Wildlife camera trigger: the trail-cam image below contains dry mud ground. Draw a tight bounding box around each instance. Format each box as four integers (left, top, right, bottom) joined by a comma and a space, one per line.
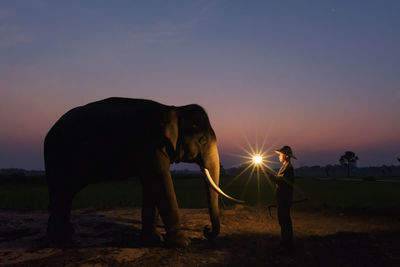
1, 206, 399, 266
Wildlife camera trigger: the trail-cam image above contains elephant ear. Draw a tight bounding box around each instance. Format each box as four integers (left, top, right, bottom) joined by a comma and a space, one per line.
162, 108, 179, 152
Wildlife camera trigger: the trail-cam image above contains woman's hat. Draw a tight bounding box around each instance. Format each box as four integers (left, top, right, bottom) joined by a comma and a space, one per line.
274, 145, 297, 159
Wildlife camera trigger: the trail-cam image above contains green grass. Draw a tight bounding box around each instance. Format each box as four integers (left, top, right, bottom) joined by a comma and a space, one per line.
1, 175, 400, 211
73, 180, 142, 209
222, 176, 400, 210
0, 184, 49, 210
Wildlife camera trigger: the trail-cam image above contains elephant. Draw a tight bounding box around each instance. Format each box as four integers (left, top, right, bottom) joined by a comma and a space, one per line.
44, 97, 243, 247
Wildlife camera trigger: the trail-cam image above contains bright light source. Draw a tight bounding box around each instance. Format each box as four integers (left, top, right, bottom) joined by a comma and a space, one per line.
252, 155, 263, 164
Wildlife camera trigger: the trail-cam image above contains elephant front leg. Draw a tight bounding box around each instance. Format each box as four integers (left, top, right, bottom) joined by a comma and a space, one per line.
148, 152, 191, 247
140, 180, 163, 246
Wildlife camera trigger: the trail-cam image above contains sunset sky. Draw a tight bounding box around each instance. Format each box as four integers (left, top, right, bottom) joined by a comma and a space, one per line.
1, 0, 399, 170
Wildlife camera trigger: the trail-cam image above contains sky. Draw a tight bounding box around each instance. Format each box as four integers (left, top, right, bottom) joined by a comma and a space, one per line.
0, 0, 399, 170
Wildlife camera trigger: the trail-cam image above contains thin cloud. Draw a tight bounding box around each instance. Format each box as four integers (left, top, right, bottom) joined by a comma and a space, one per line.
131, 19, 193, 44
131, 1, 220, 44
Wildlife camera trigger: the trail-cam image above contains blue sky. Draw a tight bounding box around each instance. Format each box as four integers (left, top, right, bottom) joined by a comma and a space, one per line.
0, 0, 399, 169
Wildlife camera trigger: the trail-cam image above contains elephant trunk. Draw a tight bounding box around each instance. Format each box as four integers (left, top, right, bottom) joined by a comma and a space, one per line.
201, 142, 220, 239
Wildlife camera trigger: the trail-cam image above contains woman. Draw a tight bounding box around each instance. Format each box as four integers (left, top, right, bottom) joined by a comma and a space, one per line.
271, 146, 296, 252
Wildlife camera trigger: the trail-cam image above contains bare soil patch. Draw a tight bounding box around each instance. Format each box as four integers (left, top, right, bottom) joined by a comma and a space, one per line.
0, 206, 399, 266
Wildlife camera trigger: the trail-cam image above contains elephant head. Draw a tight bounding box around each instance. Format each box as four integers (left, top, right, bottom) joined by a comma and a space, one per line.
163, 104, 243, 239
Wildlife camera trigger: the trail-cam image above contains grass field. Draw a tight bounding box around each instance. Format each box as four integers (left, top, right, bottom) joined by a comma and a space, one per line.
1, 174, 400, 266
1, 175, 400, 212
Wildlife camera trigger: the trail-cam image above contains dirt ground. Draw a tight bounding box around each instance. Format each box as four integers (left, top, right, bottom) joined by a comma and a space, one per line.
0, 206, 399, 266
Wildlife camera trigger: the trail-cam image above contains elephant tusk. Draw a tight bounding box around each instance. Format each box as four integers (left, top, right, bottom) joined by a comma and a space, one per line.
202, 168, 245, 204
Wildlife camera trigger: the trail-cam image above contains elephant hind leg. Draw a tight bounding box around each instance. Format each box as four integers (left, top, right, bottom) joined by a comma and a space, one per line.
140, 180, 164, 246
47, 181, 75, 245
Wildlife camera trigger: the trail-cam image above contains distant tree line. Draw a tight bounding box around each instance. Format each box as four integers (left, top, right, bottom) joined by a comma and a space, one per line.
225, 151, 400, 179
1, 152, 399, 180
295, 165, 400, 178
0, 168, 45, 177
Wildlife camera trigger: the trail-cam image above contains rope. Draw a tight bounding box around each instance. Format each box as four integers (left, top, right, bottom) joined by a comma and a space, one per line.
267, 198, 308, 218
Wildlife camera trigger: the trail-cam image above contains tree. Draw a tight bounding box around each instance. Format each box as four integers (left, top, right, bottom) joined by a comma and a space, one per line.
339, 151, 359, 177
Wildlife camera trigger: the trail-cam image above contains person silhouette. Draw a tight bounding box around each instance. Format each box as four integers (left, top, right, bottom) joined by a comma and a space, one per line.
270, 146, 296, 252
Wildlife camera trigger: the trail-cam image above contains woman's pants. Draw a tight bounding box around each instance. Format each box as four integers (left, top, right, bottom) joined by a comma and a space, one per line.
277, 202, 293, 248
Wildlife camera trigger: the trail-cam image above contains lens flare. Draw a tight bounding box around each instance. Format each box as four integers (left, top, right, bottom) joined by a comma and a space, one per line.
223, 133, 280, 204
252, 155, 263, 164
